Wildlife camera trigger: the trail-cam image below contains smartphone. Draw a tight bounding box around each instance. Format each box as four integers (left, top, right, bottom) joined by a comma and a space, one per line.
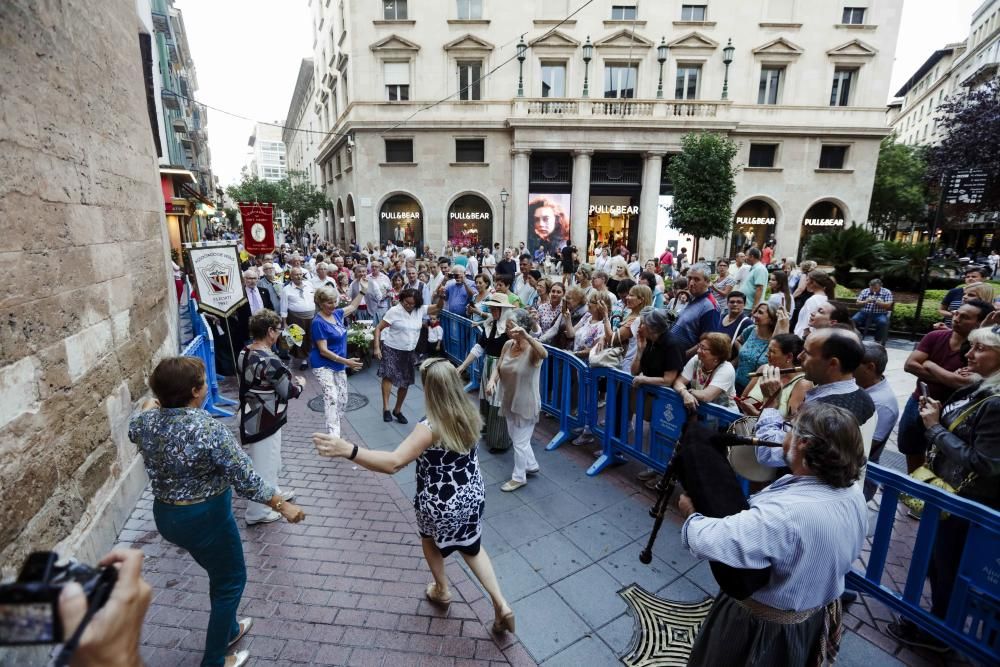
919, 381, 929, 401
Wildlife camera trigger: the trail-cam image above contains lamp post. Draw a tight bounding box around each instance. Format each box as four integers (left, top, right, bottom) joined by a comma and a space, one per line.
582, 36, 593, 98
721, 38, 734, 100
500, 188, 509, 248
656, 37, 668, 99
516, 35, 527, 97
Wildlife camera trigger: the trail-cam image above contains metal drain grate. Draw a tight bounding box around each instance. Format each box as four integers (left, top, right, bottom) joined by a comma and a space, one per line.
308, 393, 369, 413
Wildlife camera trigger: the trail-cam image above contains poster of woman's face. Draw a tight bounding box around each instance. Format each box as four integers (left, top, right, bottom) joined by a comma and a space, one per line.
528, 194, 570, 255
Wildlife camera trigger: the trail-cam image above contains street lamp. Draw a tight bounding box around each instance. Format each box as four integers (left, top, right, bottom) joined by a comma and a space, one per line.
500, 188, 509, 248
582, 36, 593, 98
656, 37, 668, 99
721, 38, 735, 100
516, 35, 527, 97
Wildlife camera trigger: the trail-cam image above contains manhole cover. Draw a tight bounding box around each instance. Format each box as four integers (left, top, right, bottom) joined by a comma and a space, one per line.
308, 393, 368, 413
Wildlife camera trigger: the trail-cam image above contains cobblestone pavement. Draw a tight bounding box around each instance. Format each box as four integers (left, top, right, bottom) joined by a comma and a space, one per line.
116, 345, 967, 666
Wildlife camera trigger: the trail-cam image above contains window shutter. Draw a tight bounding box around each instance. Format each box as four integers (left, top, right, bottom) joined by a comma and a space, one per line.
384, 62, 410, 86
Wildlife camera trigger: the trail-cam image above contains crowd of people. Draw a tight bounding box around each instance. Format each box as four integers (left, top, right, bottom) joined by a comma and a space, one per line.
52, 233, 998, 667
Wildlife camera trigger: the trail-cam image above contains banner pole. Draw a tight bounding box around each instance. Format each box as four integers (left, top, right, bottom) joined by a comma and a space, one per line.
223, 317, 239, 378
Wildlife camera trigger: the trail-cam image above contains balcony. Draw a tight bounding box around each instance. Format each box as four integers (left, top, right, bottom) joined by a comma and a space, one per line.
513, 97, 726, 121
161, 88, 180, 110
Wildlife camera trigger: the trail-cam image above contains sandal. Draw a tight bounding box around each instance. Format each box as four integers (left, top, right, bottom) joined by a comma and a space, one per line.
492, 609, 516, 634
425, 582, 452, 605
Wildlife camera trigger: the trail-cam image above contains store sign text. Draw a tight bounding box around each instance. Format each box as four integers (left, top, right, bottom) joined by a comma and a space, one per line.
449, 212, 491, 220
803, 218, 845, 227
589, 205, 639, 215
735, 217, 775, 226
381, 211, 421, 220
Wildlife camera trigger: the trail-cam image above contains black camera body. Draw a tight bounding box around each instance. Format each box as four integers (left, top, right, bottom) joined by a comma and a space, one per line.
0, 551, 117, 645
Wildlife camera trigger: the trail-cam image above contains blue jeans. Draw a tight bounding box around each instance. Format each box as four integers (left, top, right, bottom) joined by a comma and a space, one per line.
154, 489, 245, 667
852, 310, 888, 341
896, 395, 926, 457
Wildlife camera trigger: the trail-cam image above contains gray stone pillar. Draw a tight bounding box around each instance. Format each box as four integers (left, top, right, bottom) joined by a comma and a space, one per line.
639, 152, 664, 261
570, 150, 593, 254
511, 149, 531, 250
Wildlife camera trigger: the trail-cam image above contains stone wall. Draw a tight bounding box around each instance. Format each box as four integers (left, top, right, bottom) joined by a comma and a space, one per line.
0, 0, 177, 564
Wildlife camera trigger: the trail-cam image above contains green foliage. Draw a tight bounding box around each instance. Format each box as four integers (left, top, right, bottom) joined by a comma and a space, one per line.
668, 133, 739, 256
225, 171, 330, 234
834, 284, 856, 299
803, 224, 883, 286
868, 137, 929, 235
893, 301, 940, 332
223, 207, 239, 225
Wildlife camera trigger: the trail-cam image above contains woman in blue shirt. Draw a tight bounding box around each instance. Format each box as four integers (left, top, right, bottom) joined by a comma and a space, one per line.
311, 283, 367, 437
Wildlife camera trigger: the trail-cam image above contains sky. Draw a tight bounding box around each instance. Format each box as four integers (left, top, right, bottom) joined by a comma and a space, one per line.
177, 0, 983, 189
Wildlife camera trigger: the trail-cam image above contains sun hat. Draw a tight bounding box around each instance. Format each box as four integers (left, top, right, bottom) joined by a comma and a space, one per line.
483, 293, 516, 308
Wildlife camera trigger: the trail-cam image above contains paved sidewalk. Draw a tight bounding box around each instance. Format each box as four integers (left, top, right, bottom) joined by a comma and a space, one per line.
118, 357, 963, 666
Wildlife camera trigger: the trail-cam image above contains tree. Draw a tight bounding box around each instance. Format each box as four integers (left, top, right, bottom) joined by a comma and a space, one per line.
868, 137, 929, 238
667, 132, 739, 259
803, 224, 883, 286
225, 173, 282, 206
278, 172, 330, 233
927, 79, 1000, 209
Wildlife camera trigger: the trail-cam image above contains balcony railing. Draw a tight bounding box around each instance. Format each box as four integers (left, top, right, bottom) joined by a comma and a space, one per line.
515, 97, 725, 119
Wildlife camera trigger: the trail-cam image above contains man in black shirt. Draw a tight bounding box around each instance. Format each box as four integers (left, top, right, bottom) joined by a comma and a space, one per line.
561, 244, 578, 285
496, 248, 517, 277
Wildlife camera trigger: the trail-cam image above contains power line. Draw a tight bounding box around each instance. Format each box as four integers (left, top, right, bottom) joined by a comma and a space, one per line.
161, 88, 349, 137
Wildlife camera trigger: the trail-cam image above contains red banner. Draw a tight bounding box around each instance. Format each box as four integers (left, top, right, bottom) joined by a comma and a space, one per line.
239, 202, 276, 255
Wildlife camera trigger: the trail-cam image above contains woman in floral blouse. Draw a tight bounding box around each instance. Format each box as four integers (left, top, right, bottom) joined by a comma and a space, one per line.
129, 357, 305, 667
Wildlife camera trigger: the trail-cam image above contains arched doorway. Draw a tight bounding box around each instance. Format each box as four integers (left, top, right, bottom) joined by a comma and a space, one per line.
346, 195, 357, 246
799, 200, 847, 259
336, 199, 345, 246
730, 199, 778, 256
447, 194, 493, 248
378, 193, 422, 248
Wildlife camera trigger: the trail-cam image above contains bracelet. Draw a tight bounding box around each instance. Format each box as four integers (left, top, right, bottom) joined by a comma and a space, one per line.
348, 444, 359, 460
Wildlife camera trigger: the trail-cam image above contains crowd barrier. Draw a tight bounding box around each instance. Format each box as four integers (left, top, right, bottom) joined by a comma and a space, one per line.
436, 314, 998, 662
181, 278, 236, 417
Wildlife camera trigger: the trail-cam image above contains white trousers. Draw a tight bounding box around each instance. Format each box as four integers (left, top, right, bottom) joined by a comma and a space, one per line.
313, 366, 348, 436
506, 414, 539, 483
245, 430, 283, 520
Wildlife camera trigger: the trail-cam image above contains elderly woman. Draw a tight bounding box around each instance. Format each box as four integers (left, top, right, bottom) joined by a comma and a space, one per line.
313, 360, 515, 634
606, 256, 631, 294
608, 284, 652, 373
238, 310, 305, 526
564, 292, 613, 359
734, 302, 778, 395
487, 310, 549, 492
457, 294, 517, 451
311, 285, 367, 437
374, 287, 445, 423
129, 357, 305, 667
887, 324, 1000, 652
711, 259, 737, 307
674, 332, 739, 413
575, 264, 594, 298
334, 271, 352, 308
738, 333, 809, 417
466, 272, 494, 322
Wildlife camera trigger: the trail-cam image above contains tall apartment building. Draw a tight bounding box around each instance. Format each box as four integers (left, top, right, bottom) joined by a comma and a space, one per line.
300, 0, 903, 260
887, 0, 999, 250
284, 59, 325, 206
248, 122, 289, 182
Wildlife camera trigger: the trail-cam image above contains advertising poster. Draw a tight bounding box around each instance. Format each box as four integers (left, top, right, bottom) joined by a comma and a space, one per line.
187, 244, 247, 317
527, 193, 571, 257
238, 202, 276, 255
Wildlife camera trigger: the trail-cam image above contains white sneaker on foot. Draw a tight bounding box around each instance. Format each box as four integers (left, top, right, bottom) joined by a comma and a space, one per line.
246, 511, 281, 526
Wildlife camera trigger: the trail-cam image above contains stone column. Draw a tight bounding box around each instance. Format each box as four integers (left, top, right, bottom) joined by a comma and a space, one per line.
570, 150, 593, 253
638, 152, 664, 261
510, 149, 531, 250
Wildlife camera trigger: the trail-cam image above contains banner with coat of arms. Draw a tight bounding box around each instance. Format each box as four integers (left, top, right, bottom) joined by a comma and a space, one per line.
239, 202, 276, 255
186, 243, 247, 317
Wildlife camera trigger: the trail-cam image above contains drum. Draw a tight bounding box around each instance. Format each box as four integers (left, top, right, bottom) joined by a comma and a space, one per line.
726, 416, 778, 483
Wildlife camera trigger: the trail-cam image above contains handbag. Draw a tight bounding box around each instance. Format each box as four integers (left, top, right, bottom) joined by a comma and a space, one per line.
899, 396, 992, 518
588, 329, 625, 369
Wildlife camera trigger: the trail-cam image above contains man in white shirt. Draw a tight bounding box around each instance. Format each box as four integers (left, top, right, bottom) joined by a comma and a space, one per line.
365, 259, 392, 322
732, 252, 749, 286
287, 254, 312, 281
464, 248, 479, 278
309, 263, 336, 290
279, 267, 316, 369
424, 260, 447, 304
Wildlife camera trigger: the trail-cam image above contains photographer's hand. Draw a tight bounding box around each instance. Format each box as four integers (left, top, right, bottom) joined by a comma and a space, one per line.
59, 549, 151, 667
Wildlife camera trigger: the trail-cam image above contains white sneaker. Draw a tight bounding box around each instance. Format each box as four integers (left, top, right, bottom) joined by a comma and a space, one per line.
246, 511, 281, 526
279, 489, 296, 502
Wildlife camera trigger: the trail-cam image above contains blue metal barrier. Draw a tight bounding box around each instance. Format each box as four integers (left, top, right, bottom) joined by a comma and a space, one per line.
538, 347, 589, 450
180, 278, 235, 417
439, 310, 481, 390
847, 464, 999, 665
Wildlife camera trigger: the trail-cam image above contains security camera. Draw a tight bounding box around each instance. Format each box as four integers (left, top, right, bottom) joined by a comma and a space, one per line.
346, 135, 355, 151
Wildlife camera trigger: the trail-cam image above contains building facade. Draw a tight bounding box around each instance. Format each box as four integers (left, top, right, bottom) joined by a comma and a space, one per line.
887, 0, 999, 251
248, 122, 289, 182
283, 58, 330, 237
301, 0, 903, 261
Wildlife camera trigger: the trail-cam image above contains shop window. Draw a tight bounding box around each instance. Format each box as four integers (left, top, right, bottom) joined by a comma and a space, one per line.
758, 67, 783, 105
819, 145, 848, 169
675, 65, 701, 100
385, 139, 413, 163
455, 138, 485, 163
448, 194, 493, 247
611, 4, 637, 20
379, 194, 422, 248
604, 64, 638, 99
830, 68, 856, 106
842, 7, 865, 24
681, 4, 707, 21
458, 61, 482, 100
456, 0, 482, 19
748, 144, 777, 168
541, 62, 567, 98
383, 0, 407, 20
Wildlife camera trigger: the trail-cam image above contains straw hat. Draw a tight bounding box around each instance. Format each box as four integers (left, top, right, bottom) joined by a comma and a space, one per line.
482, 293, 516, 308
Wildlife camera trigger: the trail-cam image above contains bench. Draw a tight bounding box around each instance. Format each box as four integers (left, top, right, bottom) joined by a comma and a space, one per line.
831, 298, 897, 344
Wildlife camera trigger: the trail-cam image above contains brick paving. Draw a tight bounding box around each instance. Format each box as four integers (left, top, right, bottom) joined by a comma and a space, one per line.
116, 347, 971, 666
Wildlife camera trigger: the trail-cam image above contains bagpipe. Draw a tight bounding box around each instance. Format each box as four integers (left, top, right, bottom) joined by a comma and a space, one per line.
640, 419, 781, 601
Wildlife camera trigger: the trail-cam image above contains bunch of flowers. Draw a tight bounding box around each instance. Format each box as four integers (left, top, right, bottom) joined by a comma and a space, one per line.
347, 321, 375, 351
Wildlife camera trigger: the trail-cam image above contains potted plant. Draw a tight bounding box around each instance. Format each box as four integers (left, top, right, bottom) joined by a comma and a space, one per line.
346, 321, 375, 372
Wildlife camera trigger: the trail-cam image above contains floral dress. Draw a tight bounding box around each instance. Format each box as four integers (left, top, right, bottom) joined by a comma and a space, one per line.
414, 420, 486, 556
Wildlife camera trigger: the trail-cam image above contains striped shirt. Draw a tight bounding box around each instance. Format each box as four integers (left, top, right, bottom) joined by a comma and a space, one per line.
682, 475, 867, 611
855, 287, 893, 314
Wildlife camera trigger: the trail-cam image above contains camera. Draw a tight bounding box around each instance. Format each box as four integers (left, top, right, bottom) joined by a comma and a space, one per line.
0, 551, 117, 645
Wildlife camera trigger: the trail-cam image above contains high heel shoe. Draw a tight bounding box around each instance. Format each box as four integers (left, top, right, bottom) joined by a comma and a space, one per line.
492, 609, 515, 634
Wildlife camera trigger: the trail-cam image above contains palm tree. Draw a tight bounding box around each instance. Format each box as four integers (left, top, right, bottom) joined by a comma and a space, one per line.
803, 224, 883, 286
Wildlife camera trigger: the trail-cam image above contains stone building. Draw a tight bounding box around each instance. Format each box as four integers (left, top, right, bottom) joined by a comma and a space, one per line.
284, 58, 326, 203
0, 0, 177, 568
297, 0, 903, 261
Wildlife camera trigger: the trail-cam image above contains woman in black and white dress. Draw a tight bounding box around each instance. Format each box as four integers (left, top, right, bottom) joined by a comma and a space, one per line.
313, 359, 515, 634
